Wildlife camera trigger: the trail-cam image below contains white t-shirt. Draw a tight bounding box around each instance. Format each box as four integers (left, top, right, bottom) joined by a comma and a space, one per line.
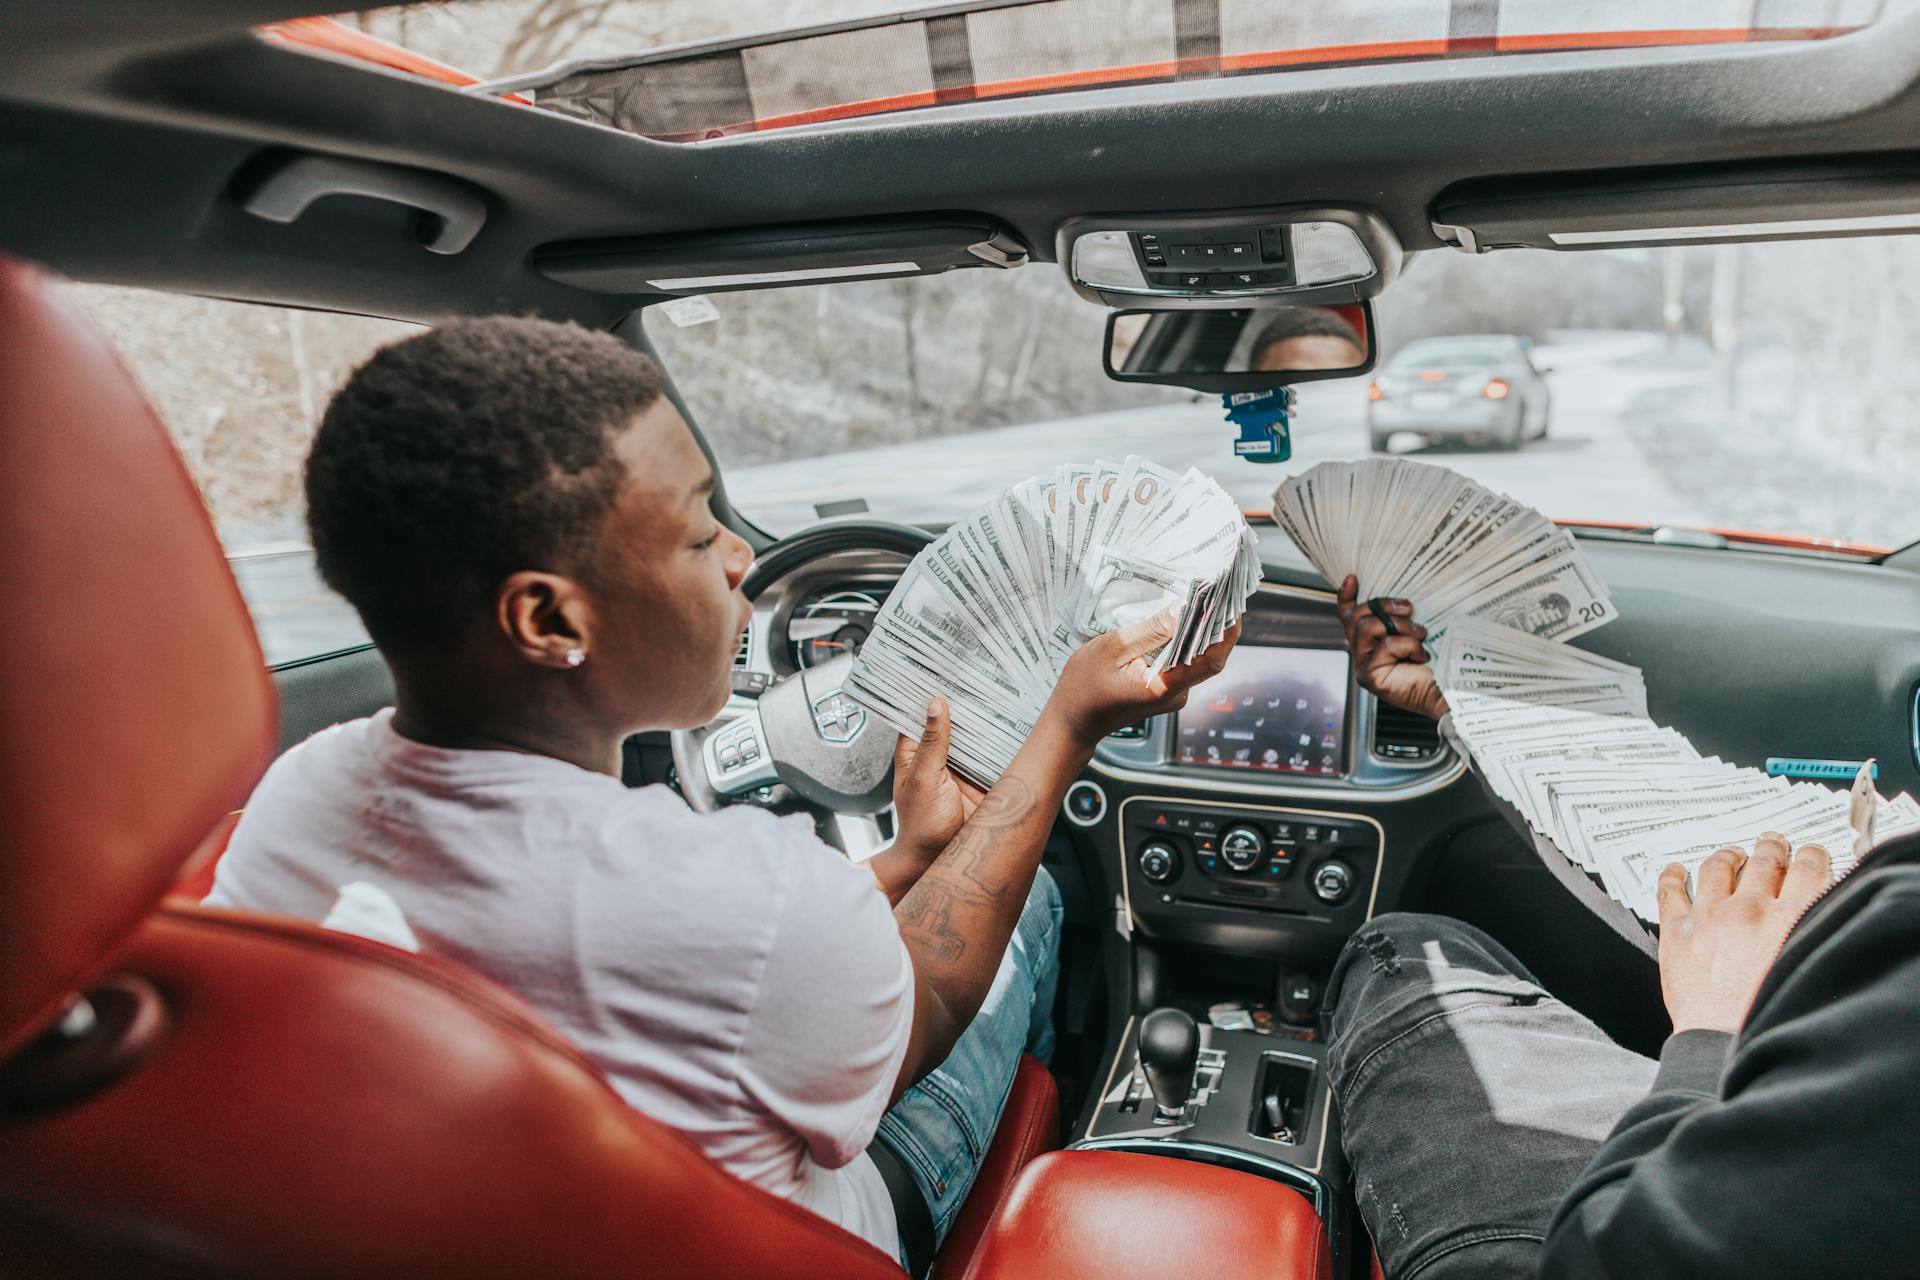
206, 710, 913, 1258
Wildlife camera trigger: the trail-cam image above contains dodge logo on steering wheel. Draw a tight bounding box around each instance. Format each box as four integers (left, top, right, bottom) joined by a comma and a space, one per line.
811, 690, 866, 744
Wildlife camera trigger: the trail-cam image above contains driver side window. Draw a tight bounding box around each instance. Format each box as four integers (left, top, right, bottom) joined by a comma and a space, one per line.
65, 283, 424, 665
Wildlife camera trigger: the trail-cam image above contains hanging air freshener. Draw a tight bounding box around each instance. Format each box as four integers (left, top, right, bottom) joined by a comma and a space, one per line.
1223, 387, 1293, 463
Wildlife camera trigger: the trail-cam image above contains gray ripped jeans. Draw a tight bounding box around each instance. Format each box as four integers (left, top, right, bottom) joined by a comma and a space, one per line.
1324, 913, 1656, 1280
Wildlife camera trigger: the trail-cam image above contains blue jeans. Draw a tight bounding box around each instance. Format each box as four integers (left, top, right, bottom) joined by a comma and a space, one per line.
875, 866, 1061, 1261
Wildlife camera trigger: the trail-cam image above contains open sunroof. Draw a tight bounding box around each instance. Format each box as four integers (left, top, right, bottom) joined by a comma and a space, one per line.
276, 1, 1887, 143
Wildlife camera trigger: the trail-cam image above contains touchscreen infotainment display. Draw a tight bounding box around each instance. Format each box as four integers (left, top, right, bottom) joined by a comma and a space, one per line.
1174, 645, 1350, 776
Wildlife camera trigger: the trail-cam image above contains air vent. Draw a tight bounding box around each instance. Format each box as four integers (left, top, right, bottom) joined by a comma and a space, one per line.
734, 622, 753, 668
1373, 702, 1440, 762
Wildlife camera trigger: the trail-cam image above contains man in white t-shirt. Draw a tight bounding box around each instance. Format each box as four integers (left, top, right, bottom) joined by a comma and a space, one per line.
208, 317, 1237, 1271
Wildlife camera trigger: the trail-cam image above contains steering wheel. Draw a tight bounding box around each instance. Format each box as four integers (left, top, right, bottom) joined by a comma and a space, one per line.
670, 520, 935, 818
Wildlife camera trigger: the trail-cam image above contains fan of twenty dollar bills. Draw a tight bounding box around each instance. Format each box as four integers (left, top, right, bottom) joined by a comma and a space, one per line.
1273, 457, 1920, 924
847, 457, 1261, 786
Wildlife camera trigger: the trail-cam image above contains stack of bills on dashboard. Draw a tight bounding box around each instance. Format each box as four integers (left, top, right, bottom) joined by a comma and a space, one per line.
1270, 458, 1614, 642
847, 456, 1261, 785
1435, 617, 1920, 922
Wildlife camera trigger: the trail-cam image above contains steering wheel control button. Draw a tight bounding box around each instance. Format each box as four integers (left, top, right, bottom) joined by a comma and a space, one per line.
1064, 781, 1108, 827
1220, 824, 1266, 872
1311, 860, 1355, 905
1137, 841, 1179, 884
702, 710, 780, 796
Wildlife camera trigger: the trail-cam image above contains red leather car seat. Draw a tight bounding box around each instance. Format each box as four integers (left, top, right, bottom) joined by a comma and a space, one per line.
0, 258, 1057, 1277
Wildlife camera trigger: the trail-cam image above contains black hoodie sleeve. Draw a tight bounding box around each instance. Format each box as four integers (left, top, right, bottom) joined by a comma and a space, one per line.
1540, 883, 1920, 1279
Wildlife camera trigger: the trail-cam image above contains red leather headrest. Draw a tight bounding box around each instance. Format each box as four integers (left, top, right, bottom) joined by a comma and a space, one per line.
0, 258, 275, 1056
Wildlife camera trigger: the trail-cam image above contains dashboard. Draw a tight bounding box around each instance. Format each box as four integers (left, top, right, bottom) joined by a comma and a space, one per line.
747, 551, 1464, 803
741, 549, 1466, 962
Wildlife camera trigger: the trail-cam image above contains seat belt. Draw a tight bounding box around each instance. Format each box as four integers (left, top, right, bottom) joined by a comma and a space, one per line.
867, 1133, 935, 1278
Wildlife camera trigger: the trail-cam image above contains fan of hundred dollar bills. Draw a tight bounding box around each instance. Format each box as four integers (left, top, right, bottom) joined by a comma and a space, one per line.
1270, 458, 1616, 642
847, 456, 1261, 785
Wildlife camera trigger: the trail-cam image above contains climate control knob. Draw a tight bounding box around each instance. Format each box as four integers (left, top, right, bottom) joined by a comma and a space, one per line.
1311, 860, 1355, 905
1137, 841, 1179, 883
1220, 824, 1266, 872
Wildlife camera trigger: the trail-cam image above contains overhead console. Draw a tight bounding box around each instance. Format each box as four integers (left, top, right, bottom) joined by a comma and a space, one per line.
1059, 204, 1401, 307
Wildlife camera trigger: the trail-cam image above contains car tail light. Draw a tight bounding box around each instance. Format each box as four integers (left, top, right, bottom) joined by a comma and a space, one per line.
1367, 382, 1384, 401
1483, 378, 1510, 400
1418, 369, 1445, 382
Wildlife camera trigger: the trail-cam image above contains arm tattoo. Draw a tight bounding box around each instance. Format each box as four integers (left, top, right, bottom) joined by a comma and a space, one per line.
896, 880, 967, 963
896, 776, 1039, 960
943, 777, 1034, 901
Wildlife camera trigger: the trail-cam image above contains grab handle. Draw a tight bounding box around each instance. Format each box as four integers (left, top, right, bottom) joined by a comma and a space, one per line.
238, 154, 486, 255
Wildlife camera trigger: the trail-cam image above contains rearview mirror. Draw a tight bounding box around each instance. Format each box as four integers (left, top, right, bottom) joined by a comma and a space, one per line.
1103, 303, 1376, 392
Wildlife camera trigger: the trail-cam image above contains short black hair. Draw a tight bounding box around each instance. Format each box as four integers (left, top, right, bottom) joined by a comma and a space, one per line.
1251, 307, 1362, 357
305, 316, 666, 653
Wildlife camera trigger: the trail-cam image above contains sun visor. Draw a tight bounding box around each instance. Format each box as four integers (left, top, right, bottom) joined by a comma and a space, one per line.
535, 214, 1027, 297
1431, 156, 1920, 253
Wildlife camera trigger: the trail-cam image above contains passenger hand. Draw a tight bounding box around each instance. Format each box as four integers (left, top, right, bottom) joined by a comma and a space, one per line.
1048, 610, 1241, 747
1336, 575, 1448, 721
1657, 832, 1829, 1034
892, 698, 987, 860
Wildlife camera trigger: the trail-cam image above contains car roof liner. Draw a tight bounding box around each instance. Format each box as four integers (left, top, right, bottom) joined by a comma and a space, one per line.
6, 2, 1920, 324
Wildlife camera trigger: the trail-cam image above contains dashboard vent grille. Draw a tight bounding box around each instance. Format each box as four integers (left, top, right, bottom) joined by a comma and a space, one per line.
734, 622, 753, 668
1373, 702, 1440, 762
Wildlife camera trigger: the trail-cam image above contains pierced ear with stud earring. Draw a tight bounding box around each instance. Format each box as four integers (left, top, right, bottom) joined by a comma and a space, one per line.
565, 648, 586, 668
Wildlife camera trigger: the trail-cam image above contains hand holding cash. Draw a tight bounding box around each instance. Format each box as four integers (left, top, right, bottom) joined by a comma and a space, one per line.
848, 456, 1258, 785
1270, 457, 1920, 927
1334, 575, 1447, 722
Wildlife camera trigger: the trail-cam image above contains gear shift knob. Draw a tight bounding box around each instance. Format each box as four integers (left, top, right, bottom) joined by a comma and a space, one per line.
1138, 1007, 1200, 1118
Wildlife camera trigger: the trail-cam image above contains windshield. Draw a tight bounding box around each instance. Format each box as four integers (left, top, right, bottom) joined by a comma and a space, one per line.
649, 237, 1920, 553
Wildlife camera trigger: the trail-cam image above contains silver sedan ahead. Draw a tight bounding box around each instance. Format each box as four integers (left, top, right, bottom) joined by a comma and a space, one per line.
1368, 335, 1551, 452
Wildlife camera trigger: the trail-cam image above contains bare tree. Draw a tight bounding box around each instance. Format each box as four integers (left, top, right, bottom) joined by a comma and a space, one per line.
494, 0, 619, 76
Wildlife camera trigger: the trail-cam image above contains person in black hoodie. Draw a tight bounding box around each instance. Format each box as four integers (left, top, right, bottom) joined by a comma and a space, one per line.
1327, 576, 1917, 1279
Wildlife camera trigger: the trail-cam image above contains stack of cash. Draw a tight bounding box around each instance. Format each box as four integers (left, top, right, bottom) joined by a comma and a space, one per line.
1271, 459, 1614, 642
1266, 457, 1920, 922
1434, 618, 1920, 921
848, 456, 1261, 785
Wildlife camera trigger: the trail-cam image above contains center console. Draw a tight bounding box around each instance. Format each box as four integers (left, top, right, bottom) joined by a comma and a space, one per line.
1077, 1006, 1343, 1188
1121, 796, 1383, 957
969, 1003, 1344, 1279
1017, 585, 1471, 1277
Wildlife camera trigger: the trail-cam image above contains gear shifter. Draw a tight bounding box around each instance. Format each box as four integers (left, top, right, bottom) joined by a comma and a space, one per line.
1137, 1007, 1200, 1119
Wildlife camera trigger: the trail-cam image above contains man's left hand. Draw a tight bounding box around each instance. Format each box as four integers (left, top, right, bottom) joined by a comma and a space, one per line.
1657, 832, 1829, 1033
892, 697, 987, 862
